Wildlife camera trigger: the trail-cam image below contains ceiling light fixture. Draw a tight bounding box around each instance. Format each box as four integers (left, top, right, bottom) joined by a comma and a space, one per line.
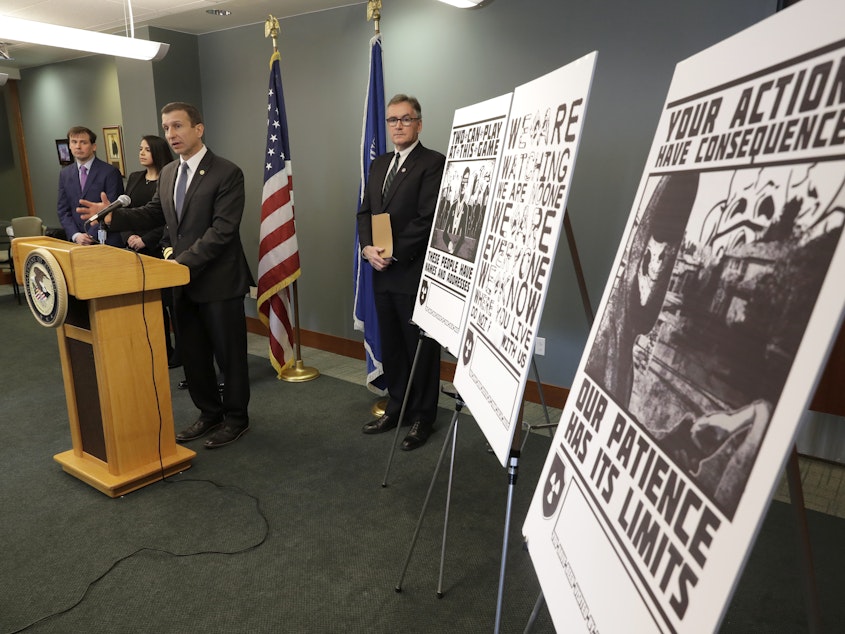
0, 42, 13, 61
0, 16, 169, 61
206, 9, 232, 16
435, 0, 492, 8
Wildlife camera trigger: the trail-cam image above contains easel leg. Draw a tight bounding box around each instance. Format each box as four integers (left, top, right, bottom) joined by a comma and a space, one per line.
523, 591, 545, 634
494, 449, 520, 634
521, 355, 556, 452
436, 418, 460, 598
395, 410, 460, 592
563, 209, 595, 327
785, 445, 823, 633
382, 332, 424, 487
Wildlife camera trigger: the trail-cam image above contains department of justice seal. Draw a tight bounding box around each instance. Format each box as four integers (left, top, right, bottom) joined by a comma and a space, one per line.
24, 248, 68, 328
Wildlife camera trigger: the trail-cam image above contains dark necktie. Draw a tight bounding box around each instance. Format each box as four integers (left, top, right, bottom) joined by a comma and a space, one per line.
79, 165, 88, 191
175, 162, 189, 220
383, 152, 400, 194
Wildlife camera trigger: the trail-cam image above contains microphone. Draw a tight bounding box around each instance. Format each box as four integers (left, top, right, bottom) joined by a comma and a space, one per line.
84, 194, 131, 229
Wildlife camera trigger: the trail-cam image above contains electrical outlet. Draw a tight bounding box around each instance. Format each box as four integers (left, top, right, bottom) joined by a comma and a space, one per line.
535, 337, 545, 356
249, 286, 258, 299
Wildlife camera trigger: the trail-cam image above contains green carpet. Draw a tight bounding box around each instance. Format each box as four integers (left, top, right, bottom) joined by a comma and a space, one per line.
0, 294, 843, 633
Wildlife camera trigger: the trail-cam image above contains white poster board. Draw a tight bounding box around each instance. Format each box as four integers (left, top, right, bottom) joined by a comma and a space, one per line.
523, 1, 845, 632
453, 52, 598, 466
413, 94, 512, 356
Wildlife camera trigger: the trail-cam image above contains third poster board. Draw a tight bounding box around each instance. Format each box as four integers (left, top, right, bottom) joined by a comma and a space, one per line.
523, 1, 845, 631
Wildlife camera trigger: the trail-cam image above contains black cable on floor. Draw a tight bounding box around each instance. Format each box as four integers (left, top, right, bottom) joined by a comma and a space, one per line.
6, 251, 270, 634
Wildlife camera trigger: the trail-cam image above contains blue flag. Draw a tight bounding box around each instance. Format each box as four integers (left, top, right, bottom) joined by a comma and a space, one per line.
353, 34, 387, 393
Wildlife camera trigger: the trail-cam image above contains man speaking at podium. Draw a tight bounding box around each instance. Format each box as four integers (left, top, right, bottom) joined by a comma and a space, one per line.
77, 102, 254, 450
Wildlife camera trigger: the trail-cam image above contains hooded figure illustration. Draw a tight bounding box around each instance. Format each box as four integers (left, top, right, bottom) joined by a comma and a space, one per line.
585, 172, 699, 407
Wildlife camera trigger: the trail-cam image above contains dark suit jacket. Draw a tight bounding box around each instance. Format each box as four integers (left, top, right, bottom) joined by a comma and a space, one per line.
443, 198, 469, 255
121, 170, 166, 256
57, 157, 124, 246
357, 143, 446, 293
108, 149, 254, 303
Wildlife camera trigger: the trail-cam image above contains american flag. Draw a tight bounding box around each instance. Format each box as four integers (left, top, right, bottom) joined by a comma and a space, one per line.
258, 51, 300, 377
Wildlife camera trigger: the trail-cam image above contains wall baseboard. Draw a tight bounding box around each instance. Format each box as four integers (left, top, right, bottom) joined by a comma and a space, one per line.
246, 316, 571, 411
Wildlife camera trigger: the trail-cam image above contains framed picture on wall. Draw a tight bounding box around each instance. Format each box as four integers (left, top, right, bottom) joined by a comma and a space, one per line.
102, 125, 125, 176
55, 139, 72, 166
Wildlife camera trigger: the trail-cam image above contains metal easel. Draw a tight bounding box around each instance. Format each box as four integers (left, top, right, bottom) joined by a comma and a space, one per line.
391, 386, 529, 634
394, 386, 466, 597
381, 328, 438, 487
393, 207, 596, 632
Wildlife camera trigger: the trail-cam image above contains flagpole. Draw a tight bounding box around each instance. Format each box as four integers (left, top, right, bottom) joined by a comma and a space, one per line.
365, 0, 387, 415
263, 14, 319, 384
281, 281, 320, 382
368, 0, 382, 33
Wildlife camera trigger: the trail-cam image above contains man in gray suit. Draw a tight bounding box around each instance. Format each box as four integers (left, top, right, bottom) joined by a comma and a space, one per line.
78, 102, 254, 449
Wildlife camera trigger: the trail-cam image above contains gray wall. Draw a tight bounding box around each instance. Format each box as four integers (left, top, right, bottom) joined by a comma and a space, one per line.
17, 55, 123, 217
117, 27, 203, 186
10, 0, 777, 389
147, 26, 203, 117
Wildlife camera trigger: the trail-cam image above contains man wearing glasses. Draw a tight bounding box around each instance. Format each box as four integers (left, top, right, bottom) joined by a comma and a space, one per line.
357, 94, 446, 451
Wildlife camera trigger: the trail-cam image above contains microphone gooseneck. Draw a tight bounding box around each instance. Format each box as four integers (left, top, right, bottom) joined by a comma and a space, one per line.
84, 194, 132, 230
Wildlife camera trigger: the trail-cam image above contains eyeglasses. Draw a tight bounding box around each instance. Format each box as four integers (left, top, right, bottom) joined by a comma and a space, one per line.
386, 116, 421, 127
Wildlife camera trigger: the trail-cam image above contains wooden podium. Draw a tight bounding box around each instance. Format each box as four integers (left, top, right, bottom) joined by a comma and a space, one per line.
12, 236, 196, 497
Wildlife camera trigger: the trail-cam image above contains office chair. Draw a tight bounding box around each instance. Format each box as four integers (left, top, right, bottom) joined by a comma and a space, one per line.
0, 224, 16, 303
6, 216, 45, 304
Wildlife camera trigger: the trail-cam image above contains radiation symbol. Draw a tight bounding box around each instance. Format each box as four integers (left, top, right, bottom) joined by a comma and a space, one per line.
542, 453, 566, 518
462, 329, 475, 365
546, 473, 561, 505
419, 279, 429, 305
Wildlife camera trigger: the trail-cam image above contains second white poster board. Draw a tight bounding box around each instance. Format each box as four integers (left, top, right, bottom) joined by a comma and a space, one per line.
453, 52, 598, 466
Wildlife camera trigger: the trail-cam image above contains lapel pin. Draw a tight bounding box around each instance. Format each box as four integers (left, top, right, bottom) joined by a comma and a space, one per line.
199, 170, 206, 176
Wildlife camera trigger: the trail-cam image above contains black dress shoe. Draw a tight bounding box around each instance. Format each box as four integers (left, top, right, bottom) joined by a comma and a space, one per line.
362, 414, 397, 435
177, 379, 188, 390
401, 421, 432, 451
168, 359, 182, 369
204, 423, 249, 449
176, 419, 222, 443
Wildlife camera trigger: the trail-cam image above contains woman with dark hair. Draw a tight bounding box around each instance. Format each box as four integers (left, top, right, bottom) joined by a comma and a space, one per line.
123, 135, 173, 225
122, 135, 181, 367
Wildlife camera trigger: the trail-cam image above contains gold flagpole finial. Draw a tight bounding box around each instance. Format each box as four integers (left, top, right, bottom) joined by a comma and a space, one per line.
367, 0, 382, 34
265, 15, 280, 51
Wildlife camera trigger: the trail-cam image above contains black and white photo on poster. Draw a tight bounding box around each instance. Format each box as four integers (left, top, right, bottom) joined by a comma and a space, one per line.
431, 160, 495, 261
414, 95, 512, 356
453, 53, 598, 466
524, 2, 845, 631
586, 162, 845, 519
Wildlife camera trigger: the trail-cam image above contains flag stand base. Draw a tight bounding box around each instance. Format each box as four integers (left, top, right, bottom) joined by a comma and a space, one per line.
371, 398, 387, 417
281, 360, 320, 383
